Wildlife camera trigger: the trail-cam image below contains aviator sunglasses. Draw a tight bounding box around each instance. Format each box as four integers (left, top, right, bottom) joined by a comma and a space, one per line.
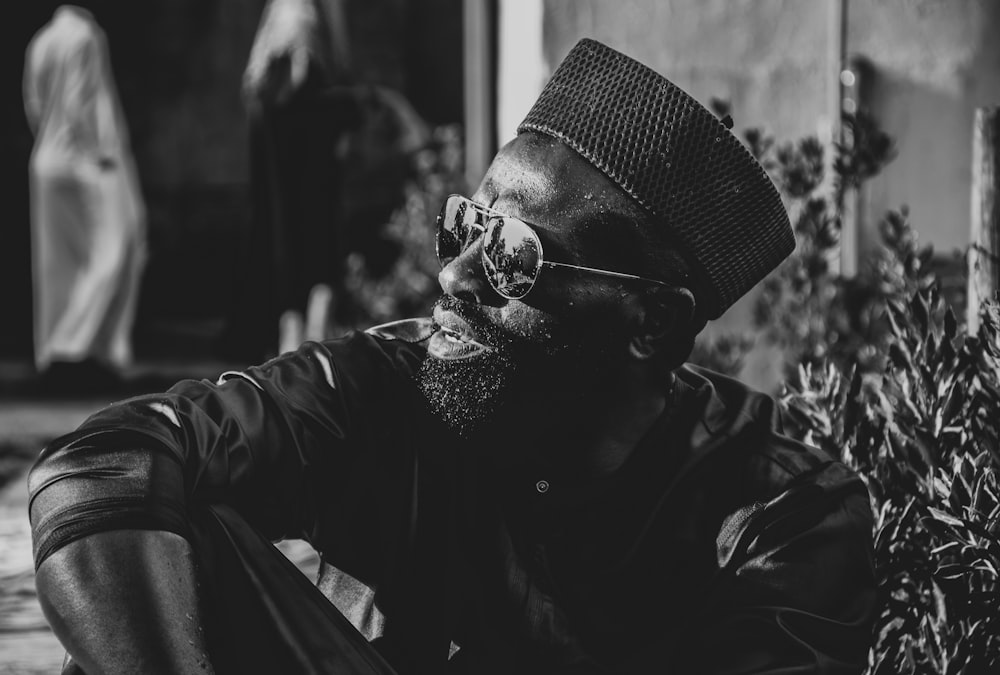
435, 194, 679, 300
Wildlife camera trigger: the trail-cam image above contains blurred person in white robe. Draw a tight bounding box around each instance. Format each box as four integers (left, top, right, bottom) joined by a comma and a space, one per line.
23, 5, 146, 388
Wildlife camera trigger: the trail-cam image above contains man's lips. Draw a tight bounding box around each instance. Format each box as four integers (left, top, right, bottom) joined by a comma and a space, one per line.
428, 308, 492, 360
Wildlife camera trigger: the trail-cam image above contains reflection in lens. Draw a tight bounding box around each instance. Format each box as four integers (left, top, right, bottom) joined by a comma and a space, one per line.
439, 196, 488, 264
436, 197, 464, 263
483, 218, 540, 299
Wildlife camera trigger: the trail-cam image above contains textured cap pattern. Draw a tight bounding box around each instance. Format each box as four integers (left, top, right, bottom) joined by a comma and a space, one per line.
518, 38, 794, 318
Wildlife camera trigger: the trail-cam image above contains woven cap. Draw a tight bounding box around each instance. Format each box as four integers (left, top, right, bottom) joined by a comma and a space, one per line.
518, 39, 794, 319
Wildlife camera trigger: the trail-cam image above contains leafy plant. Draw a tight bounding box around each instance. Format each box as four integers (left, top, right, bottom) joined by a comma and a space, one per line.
751, 109, 906, 377
782, 290, 1000, 674
705, 99, 1000, 672
688, 333, 755, 376
335, 123, 465, 331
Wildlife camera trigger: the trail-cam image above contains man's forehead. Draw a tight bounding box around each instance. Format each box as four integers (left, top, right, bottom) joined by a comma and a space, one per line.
480, 143, 556, 205
478, 133, 635, 227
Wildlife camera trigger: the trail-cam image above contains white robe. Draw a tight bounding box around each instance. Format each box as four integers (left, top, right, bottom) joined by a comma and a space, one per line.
23, 6, 146, 371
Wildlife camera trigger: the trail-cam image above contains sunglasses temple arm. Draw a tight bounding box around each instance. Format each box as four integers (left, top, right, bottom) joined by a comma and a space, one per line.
541, 261, 671, 287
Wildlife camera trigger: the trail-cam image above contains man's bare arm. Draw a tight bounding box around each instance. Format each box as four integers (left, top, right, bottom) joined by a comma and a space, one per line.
36, 530, 214, 675
28, 336, 412, 670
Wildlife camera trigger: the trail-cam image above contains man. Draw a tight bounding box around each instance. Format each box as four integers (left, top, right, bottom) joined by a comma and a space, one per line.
29, 39, 875, 674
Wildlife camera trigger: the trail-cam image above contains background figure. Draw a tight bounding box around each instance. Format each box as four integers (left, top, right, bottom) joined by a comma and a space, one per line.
230, 0, 429, 362
231, 0, 359, 361
23, 5, 147, 388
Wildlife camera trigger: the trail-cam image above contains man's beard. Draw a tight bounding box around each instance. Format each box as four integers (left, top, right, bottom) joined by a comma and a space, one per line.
417, 344, 515, 439
416, 295, 624, 440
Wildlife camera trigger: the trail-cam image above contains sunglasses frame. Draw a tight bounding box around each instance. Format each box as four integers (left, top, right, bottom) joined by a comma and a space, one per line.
436, 194, 681, 300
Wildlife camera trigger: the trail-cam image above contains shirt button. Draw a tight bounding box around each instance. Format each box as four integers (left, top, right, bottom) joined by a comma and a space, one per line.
535, 480, 550, 494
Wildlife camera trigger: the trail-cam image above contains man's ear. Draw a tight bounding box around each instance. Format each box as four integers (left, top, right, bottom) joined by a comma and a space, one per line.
628, 286, 696, 360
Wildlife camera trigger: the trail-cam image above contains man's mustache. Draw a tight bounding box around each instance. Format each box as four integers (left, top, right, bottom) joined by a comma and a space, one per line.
433, 294, 515, 349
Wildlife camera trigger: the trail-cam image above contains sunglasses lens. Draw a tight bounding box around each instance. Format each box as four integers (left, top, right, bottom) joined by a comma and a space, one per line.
482, 217, 542, 300
436, 196, 476, 265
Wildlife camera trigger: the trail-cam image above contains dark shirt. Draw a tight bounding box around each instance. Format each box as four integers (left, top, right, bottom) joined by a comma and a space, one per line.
28, 318, 876, 674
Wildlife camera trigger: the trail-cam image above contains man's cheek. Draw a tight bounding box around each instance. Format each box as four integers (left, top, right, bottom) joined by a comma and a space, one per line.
496, 304, 563, 344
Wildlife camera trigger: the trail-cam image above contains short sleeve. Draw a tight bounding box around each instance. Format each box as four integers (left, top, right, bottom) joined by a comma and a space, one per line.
28, 329, 427, 569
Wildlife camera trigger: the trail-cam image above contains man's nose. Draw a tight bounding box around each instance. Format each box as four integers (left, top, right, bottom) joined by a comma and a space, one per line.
437, 238, 504, 306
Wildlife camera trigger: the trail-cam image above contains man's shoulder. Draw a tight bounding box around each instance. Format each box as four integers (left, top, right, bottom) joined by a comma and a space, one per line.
671, 364, 872, 577
673, 364, 856, 501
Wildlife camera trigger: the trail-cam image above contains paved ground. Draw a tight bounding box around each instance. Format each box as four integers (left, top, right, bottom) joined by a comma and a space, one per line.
0, 458, 65, 674
0, 399, 95, 674
0, 360, 320, 672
